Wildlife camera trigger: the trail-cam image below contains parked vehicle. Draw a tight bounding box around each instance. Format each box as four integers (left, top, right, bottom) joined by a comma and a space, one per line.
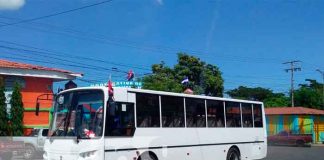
0, 138, 25, 160
268, 131, 312, 147
12, 128, 48, 159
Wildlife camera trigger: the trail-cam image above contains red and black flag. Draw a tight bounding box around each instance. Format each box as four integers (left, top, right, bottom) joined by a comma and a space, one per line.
107, 80, 114, 97
127, 70, 134, 81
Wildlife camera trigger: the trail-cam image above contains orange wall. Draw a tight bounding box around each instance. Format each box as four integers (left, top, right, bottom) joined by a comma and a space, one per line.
21, 77, 53, 108
21, 77, 53, 127
23, 111, 50, 125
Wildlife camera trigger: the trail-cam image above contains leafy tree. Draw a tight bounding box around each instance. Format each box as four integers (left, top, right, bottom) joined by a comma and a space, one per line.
9, 83, 24, 136
0, 85, 9, 136
294, 79, 323, 109
264, 94, 290, 107
226, 86, 289, 107
142, 53, 224, 96
226, 86, 274, 101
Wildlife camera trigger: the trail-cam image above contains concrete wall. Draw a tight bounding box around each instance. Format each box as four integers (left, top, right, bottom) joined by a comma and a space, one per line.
266, 114, 324, 143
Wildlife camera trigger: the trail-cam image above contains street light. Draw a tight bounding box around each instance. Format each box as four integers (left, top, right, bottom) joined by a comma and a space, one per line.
316, 69, 324, 108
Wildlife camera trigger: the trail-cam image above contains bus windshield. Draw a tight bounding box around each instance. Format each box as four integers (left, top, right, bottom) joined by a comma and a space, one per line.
49, 90, 104, 138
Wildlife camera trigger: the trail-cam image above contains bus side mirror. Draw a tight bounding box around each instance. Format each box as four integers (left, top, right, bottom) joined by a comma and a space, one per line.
35, 102, 40, 116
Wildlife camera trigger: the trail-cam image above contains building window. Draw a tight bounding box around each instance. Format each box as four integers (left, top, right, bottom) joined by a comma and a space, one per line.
186, 98, 206, 127
241, 103, 253, 128
161, 96, 184, 127
207, 100, 225, 127
5, 76, 25, 91
136, 93, 160, 127
225, 102, 241, 127
47, 85, 53, 91
253, 104, 263, 127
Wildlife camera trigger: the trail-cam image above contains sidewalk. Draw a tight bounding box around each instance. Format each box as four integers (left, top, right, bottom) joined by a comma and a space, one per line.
311, 143, 324, 147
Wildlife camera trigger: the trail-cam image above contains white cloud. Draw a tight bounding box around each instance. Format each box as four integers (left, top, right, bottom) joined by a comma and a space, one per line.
0, 0, 25, 10
156, 0, 163, 5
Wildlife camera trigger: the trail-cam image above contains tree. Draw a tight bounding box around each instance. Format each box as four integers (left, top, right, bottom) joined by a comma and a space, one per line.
294, 79, 323, 109
0, 85, 9, 136
263, 94, 290, 107
9, 83, 24, 136
142, 53, 224, 96
226, 86, 274, 101
226, 86, 289, 107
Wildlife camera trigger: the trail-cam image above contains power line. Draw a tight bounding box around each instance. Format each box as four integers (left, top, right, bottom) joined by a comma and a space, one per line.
0, 40, 151, 71
283, 60, 302, 107
0, 0, 114, 28
0, 53, 143, 81
2, 16, 323, 69
0, 45, 129, 73
0, 17, 297, 65
0, 14, 323, 70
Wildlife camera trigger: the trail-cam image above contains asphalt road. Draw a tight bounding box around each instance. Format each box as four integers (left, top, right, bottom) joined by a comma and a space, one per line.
265, 146, 324, 160
8, 146, 323, 160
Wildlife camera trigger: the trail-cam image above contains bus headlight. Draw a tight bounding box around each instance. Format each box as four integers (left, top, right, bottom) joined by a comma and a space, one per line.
79, 150, 97, 159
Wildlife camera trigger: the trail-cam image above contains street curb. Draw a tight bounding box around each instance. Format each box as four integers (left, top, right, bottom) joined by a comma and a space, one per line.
311, 144, 324, 147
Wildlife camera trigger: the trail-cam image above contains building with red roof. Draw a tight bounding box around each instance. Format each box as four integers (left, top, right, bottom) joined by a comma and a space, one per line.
0, 59, 82, 135
265, 107, 324, 143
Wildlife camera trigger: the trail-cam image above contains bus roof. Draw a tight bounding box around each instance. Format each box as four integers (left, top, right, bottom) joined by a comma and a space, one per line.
59, 86, 263, 104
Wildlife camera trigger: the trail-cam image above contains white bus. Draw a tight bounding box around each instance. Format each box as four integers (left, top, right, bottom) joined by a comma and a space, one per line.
43, 86, 267, 160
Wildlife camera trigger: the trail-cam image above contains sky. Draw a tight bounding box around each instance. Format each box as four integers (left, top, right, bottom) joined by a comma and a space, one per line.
0, 0, 323, 94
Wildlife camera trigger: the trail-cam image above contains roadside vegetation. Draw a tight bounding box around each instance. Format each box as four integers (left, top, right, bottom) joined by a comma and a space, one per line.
142, 53, 323, 109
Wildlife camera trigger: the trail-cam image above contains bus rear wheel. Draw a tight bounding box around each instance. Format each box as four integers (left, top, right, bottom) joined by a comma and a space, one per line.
226, 147, 240, 160
138, 151, 158, 160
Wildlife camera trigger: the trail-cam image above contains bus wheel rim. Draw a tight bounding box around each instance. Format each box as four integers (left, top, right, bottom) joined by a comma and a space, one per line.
229, 152, 238, 160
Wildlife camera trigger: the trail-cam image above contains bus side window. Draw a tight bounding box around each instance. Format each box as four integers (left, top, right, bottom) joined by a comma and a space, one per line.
253, 104, 263, 128
186, 98, 206, 127
161, 96, 185, 128
242, 103, 253, 128
225, 102, 241, 128
136, 93, 160, 127
207, 100, 225, 128
105, 103, 135, 136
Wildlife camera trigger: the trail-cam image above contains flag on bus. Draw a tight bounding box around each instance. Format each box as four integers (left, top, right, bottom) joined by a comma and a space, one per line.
107, 80, 113, 96
181, 76, 189, 84
127, 70, 134, 81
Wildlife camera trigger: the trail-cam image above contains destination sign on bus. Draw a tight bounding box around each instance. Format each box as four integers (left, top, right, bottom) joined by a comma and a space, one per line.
90, 81, 142, 89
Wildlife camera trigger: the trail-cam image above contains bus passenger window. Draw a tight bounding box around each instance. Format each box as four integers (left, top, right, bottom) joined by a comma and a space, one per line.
225, 102, 241, 128
253, 104, 263, 127
186, 98, 206, 127
136, 93, 160, 127
241, 103, 253, 128
105, 103, 135, 136
207, 100, 225, 127
161, 96, 185, 128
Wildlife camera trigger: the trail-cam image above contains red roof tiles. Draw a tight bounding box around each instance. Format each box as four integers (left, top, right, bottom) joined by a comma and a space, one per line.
265, 107, 324, 115
0, 59, 78, 75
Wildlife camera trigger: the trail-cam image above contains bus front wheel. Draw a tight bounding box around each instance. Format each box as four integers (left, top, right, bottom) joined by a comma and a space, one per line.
226, 147, 240, 160
138, 151, 158, 160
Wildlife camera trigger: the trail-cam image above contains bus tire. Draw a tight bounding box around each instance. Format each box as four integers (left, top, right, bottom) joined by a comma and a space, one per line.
23, 144, 36, 160
138, 151, 158, 160
226, 147, 240, 160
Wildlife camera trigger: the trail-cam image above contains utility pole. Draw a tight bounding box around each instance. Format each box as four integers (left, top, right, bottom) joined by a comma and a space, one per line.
283, 60, 301, 107
316, 69, 324, 108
